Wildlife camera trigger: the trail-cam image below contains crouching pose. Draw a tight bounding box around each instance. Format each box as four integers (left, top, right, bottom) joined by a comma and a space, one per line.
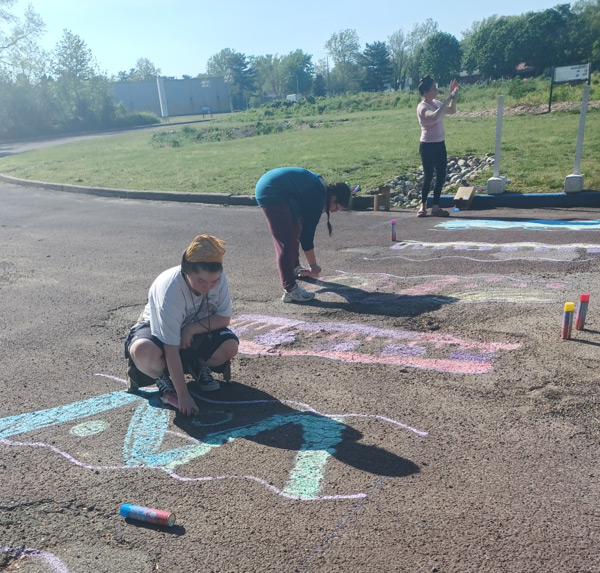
124, 234, 239, 416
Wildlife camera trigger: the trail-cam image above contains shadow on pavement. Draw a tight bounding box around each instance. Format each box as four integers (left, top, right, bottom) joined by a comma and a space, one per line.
161, 382, 421, 480
300, 277, 457, 317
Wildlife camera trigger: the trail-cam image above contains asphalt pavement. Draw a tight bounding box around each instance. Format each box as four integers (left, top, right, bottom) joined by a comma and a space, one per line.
1, 181, 599, 572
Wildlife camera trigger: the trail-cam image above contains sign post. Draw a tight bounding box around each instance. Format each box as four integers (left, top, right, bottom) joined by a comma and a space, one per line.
549, 63, 590, 113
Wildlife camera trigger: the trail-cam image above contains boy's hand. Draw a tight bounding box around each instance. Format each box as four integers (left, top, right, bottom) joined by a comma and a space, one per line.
180, 324, 195, 349
309, 263, 321, 278
177, 391, 200, 416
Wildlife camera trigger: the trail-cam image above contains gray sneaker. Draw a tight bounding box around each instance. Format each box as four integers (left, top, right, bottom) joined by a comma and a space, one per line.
195, 365, 220, 392
282, 284, 315, 303
155, 374, 177, 404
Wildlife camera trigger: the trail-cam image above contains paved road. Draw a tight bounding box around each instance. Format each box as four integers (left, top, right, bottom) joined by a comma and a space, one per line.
1, 182, 599, 572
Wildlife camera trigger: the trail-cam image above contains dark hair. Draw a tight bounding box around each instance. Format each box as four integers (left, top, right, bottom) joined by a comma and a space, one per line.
180, 254, 223, 276
324, 182, 351, 236
418, 75, 435, 96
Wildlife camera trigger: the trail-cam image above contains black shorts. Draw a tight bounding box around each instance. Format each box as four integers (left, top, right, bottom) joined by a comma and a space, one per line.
124, 321, 239, 373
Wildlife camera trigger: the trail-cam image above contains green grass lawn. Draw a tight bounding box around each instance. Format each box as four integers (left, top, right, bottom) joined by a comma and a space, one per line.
0, 107, 598, 195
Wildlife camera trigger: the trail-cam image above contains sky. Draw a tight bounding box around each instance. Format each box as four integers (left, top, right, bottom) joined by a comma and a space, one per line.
19, 0, 566, 78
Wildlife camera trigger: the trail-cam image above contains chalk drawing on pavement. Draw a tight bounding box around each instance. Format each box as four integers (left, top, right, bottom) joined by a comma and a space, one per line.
357, 240, 600, 263
436, 219, 600, 231
310, 270, 568, 305
0, 374, 426, 501
231, 314, 520, 375
0, 546, 71, 573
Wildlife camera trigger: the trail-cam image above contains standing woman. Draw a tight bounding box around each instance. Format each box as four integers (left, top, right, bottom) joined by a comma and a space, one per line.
255, 167, 351, 302
416, 75, 459, 217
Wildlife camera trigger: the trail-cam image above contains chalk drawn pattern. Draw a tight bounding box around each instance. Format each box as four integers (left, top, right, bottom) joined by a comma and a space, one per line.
0, 546, 70, 573
232, 314, 520, 374
436, 219, 600, 231
0, 374, 426, 501
378, 241, 600, 262
310, 270, 568, 305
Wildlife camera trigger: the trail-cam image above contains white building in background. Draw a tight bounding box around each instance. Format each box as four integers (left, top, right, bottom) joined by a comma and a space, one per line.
112, 77, 231, 117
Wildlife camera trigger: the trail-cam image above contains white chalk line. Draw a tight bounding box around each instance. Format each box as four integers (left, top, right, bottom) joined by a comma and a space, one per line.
0, 374, 427, 502
362, 254, 596, 263
1, 546, 71, 572
329, 269, 570, 285
96, 373, 429, 436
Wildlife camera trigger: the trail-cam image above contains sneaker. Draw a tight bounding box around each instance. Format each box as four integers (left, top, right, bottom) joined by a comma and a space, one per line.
222, 360, 232, 382
282, 284, 315, 303
294, 265, 310, 278
194, 365, 220, 392
126, 358, 156, 393
155, 374, 177, 404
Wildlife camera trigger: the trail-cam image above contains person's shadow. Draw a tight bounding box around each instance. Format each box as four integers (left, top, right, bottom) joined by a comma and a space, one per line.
156, 381, 422, 483
298, 276, 457, 317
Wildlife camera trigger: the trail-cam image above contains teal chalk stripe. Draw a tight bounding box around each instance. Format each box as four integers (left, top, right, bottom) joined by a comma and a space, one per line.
0, 392, 141, 438
283, 416, 345, 499
123, 399, 215, 468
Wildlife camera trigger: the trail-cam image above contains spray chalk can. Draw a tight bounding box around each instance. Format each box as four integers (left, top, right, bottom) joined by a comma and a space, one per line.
391, 220, 397, 242
120, 504, 176, 527
160, 392, 179, 409
575, 293, 590, 330
561, 302, 575, 340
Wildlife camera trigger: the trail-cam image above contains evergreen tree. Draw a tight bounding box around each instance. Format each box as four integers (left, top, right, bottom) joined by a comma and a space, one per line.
360, 41, 393, 91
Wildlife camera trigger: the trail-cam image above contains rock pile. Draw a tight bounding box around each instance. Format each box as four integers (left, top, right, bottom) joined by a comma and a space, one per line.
367, 154, 495, 209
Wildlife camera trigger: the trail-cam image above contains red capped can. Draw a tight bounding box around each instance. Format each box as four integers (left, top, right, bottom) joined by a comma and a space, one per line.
120, 503, 176, 527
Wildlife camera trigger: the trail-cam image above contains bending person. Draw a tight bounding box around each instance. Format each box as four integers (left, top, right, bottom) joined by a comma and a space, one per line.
124, 234, 239, 416
416, 75, 459, 217
255, 167, 351, 303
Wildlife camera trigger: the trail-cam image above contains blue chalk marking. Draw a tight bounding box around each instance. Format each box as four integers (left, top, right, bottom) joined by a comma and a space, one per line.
122, 408, 345, 497
0, 387, 358, 499
0, 391, 140, 438
70, 420, 109, 437
437, 219, 600, 231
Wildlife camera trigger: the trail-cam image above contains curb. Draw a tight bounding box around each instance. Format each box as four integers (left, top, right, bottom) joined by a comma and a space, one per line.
351, 190, 600, 211
0, 173, 258, 206
1, 172, 599, 210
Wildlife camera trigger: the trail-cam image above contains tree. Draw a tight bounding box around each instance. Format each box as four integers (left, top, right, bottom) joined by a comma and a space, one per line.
462, 16, 522, 79
388, 29, 407, 89
573, 0, 600, 68
251, 53, 286, 101
51, 30, 113, 128
420, 32, 462, 85
207, 48, 255, 109
0, 0, 45, 78
519, 6, 576, 73
359, 41, 393, 91
325, 29, 361, 93
313, 72, 326, 97
405, 19, 439, 87
281, 49, 313, 95
117, 57, 161, 82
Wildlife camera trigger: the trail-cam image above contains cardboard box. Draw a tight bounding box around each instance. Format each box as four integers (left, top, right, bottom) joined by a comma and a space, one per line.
453, 186, 476, 209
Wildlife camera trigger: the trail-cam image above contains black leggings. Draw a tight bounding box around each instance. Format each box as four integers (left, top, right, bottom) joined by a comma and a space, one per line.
419, 141, 447, 205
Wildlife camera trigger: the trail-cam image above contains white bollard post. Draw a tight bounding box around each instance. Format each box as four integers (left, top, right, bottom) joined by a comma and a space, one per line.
564, 84, 589, 193
156, 75, 169, 119
487, 95, 506, 195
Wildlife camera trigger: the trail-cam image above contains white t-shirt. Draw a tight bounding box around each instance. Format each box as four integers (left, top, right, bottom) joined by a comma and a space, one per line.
141, 266, 233, 346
